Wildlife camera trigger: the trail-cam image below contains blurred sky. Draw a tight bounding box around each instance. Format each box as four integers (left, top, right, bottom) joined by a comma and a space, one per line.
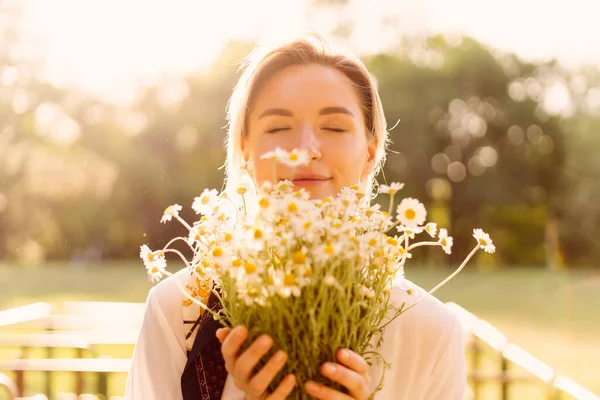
13, 0, 600, 105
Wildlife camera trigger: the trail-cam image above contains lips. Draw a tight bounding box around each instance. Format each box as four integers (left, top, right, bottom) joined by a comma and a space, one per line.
289, 173, 332, 187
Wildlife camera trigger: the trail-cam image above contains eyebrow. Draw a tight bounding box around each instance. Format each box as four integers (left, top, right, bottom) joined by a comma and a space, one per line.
258, 106, 355, 120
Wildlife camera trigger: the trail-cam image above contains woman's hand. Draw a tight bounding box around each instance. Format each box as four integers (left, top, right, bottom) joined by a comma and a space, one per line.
216, 326, 296, 400
304, 349, 372, 400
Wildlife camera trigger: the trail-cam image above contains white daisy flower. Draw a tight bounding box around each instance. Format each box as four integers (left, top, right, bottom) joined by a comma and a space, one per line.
438, 228, 453, 255
473, 229, 496, 254
160, 204, 182, 223
273, 179, 295, 195
260, 148, 286, 161
424, 222, 438, 238
277, 271, 301, 297
147, 262, 166, 283
397, 226, 423, 239
281, 148, 311, 167
140, 245, 167, 282
396, 198, 427, 227
379, 182, 404, 195
192, 189, 219, 215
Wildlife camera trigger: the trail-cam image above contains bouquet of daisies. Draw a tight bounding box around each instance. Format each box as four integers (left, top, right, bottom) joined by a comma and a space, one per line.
140, 148, 495, 399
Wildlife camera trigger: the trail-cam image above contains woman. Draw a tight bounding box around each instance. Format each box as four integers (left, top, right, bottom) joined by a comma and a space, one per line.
125, 33, 467, 400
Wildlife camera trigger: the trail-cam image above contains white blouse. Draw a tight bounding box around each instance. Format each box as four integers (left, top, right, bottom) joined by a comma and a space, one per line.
125, 267, 467, 400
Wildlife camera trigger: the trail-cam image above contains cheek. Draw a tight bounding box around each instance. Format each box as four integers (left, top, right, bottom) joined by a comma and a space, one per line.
248, 138, 291, 183
326, 137, 368, 183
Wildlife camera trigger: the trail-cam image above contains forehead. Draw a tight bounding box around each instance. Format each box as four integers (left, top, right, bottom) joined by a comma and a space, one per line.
250, 63, 363, 115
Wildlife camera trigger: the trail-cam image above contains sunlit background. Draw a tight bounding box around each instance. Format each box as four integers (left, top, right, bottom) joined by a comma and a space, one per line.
1, 0, 599, 399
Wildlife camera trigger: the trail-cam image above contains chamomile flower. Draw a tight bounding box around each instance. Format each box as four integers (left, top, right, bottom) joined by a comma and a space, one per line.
396, 198, 427, 227
277, 271, 301, 297
473, 229, 496, 254
260, 148, 286, 161
280, 148, 311, 167
438, 228, 453, 255
379, 182, 404, 195
424, 222, 438, 238
140, 245, 167, 282
160, 204, 182, 223
192, 189, 219, 215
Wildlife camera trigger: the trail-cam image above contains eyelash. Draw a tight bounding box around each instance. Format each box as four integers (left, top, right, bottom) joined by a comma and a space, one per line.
265, 127, 347, 134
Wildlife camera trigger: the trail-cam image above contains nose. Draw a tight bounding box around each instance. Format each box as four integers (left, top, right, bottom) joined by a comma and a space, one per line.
297, 124, 321, 160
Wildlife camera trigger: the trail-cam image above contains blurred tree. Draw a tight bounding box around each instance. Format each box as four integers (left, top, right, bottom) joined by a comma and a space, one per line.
366, 36, 566, 266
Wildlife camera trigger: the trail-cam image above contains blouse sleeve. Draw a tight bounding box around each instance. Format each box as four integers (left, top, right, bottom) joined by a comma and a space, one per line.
423, 314, 468, 400
124, 286, 188, 400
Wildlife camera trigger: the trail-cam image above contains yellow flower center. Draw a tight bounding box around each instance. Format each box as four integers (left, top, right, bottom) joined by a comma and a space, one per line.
237, 187, 247, 195
151, 266, 159, 273
478, 238, 487, 247
259, 198, 270, 208
201, 196, 210, 205
441, 238, 447, 247
293, 251, 306, 264
244, 262, 257, 274
287, 202, 298, 213
303, 267, 313, 278
212, 247, 223, 257
232, 259, 242, 267
368, 238, 378, 246
284, 274, 296, 286
405, 208, 416, 220
266, 276, 274, 285
289, 153, 299, 161
386, 238, 398, 246
325, 243, 335, 254
224, 233, 233, 241
254, 229, 263, 239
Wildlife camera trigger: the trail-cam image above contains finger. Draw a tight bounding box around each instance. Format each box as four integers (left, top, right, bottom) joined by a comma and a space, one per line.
320, 362, 369, 400
336, 349, 370, 380
216, 327, 231, 344
221, 326, 248, 371
266, 374, 296, 400
247, 350, 288, 395
304, 380, 353, 400
233, 334, 274, 388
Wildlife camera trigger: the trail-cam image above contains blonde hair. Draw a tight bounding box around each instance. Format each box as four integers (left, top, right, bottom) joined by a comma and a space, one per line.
224, 33, 389, 199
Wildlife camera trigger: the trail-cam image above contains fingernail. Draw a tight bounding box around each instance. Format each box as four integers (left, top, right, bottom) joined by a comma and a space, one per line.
258, 335, 272, 347
339, 349, 350, 360
323, 363, 336, 375
274, 351, 286, 363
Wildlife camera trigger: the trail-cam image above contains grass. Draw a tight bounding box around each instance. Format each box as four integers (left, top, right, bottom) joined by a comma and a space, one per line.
1, 262, 599, 398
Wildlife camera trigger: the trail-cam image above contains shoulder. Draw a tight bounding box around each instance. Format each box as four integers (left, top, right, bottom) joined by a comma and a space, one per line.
387, 278, 463, 347
144, 267, 191, 322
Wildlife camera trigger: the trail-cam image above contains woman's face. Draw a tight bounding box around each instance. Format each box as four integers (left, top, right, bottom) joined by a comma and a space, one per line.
243, 63, 377, 200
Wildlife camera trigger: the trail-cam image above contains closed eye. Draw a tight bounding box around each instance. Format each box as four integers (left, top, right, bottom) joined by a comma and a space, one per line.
323, 127, 347, 133
266, 127, 291, 134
